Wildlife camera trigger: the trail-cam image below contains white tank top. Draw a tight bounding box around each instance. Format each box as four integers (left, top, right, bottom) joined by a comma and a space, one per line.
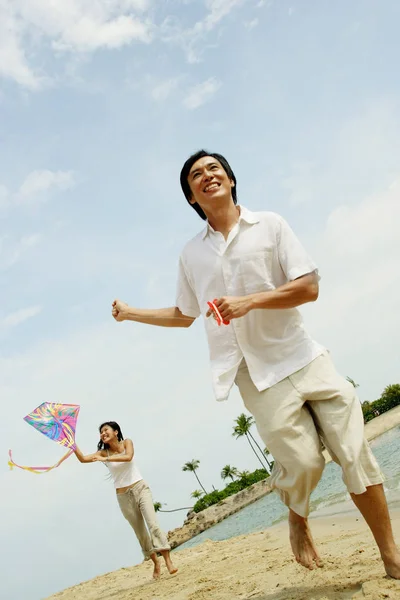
106, 448, 143, 489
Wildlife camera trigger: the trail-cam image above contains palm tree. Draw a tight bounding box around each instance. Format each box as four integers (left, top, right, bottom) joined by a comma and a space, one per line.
232, 413, 270, 471
263, 447, 272, 469
346, 376, 359, 388
182, 459, 208, 495
191, 490, 203, 499
221, 465, 239, 481
263, 447, 275, 470
238, 470, 250, 479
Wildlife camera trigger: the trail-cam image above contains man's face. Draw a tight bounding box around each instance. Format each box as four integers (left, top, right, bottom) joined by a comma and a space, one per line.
187, 156, 234, 210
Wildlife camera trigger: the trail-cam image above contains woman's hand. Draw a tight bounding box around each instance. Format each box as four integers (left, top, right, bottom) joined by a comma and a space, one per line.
92, 455, 107, 462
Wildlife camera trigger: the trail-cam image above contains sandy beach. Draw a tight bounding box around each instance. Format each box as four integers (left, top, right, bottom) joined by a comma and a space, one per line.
47, 509, 400, 600
46, 411, 400, 600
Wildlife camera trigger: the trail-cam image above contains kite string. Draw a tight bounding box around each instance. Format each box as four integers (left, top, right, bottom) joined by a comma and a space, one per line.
8, 449, 73, 474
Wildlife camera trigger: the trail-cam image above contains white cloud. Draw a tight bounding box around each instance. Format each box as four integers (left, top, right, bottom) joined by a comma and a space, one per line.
202, 0, 245, 31
0, 233, 42, 270
0, 168, 74, 274
161, 0, 249, 64
51, 15, 151, 52
150, 76, 180, 102
283, 99, 400, 207
1, 305, 42, 328
0, 169, 76, 212
245, 18, 259, 29
0, 0, 153, 88
0, 2, 44, 89
183, 77, 221, 109
324, 180, 399, 257
1, 0, 252, 88
300, 176, 400, 404
16, 169, 76, 204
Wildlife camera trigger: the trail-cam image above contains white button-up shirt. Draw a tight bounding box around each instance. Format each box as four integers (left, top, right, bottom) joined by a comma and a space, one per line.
176, 206, 324, 401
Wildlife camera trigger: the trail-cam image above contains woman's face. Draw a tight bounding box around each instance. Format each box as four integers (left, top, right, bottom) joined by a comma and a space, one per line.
100, 425, 118, 444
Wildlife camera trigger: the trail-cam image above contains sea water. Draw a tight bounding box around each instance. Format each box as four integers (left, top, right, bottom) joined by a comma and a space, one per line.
179, 425, 400, 550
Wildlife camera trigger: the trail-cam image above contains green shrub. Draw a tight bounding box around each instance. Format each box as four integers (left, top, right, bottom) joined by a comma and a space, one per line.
192, 468, 269, 513
361, 384, 400, 423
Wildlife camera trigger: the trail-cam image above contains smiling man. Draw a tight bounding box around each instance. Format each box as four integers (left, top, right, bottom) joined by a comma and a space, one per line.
112, 150, 400, 578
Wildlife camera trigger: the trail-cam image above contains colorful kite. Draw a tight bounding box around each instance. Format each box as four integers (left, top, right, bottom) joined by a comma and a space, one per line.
8, 402, 80, 474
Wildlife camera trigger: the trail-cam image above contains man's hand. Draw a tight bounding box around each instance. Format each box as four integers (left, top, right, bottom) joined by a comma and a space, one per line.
207, 296, 253, 322
112, 299, 129, 322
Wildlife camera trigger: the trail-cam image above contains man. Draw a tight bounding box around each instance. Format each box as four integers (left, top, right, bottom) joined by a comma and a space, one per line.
112, 150, 400, 577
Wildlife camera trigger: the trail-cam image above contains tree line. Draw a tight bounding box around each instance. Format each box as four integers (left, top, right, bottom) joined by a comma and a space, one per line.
360, 384, 400, 423
154, 413, 272, 513
155, 381, 400, 513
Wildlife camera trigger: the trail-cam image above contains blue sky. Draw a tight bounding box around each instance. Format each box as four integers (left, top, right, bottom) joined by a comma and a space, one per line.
1, 1, 400, 599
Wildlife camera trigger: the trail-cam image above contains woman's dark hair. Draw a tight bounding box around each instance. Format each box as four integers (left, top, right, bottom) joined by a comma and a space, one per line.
180, 149, 237, 220
97, 421, 124, 451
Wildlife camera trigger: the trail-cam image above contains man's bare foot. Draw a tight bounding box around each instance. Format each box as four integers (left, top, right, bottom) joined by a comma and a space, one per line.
167, 563, 178, 575
289, 509, 323, 570
152, 561, 161, 579
150, 553, 161, 580
382, 548, 400, 579
161, 551, 178, 575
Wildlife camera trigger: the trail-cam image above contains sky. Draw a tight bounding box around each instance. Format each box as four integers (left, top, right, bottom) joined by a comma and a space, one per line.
1, 1, 400, 598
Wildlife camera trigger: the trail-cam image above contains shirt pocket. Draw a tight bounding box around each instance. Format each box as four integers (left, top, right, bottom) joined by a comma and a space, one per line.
238, 248, 274, 294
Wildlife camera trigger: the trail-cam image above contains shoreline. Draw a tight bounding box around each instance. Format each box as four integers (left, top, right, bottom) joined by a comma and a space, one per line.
168, 477, 271, 549
363, 403, 400, 441
47, 509, 400, 600
169, 405, 400, 549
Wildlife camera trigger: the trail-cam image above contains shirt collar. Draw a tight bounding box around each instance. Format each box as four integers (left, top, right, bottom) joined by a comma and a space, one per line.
201, 206, 260, 239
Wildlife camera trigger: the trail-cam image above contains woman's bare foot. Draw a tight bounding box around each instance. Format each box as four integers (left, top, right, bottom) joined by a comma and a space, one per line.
289, 509, 323, 570
382, 548, 400, 579
161, 550, 178, 575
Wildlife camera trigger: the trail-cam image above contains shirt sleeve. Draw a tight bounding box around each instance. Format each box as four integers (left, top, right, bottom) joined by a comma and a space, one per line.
175, 255, 201, 318
276, 215, 320, 281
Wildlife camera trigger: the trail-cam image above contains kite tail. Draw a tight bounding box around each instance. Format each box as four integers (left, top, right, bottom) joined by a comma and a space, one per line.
8, 449, 73, 474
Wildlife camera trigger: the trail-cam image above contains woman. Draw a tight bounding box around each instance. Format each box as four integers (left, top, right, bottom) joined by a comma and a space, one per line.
74, 421, 177, 579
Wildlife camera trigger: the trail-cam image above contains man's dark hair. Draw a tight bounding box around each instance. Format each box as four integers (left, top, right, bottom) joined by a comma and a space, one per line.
180, 149, 237, 220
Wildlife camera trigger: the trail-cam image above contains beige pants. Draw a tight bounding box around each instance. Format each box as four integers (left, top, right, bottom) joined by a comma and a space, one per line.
235, 351, 383, 517
117, 479, 170, 560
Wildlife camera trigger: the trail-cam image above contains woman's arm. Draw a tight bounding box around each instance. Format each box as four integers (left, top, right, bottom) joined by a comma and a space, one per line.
74, 445, 105, 464
95, 439, 134, 463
